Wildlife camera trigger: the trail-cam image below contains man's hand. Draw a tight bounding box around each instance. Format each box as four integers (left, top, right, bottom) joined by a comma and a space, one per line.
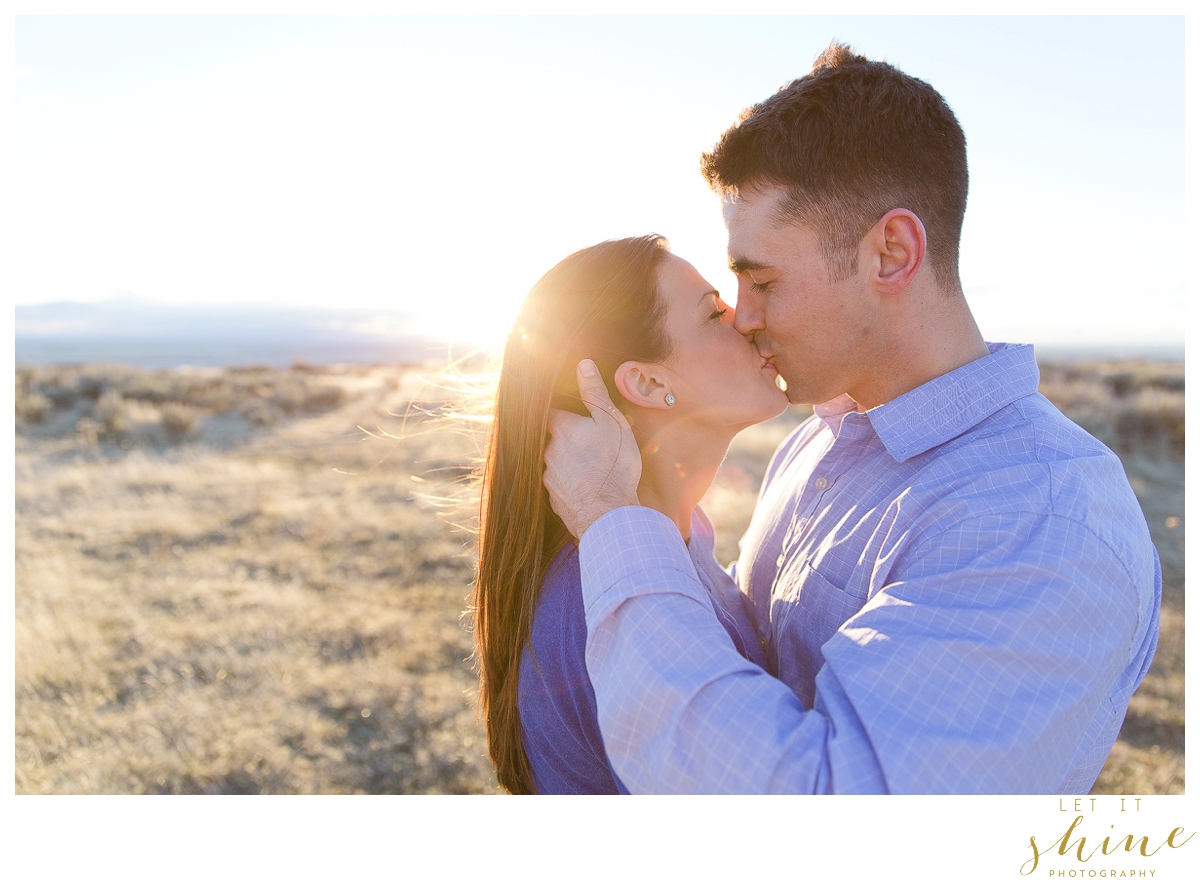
544, 359, 642, 539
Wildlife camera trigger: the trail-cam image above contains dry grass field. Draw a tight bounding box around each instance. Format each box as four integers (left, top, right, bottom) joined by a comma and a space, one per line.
13, 357, 1184, 794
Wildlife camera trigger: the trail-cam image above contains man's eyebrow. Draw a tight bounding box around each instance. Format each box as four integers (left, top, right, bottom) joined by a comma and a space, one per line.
728, 256, 769, 274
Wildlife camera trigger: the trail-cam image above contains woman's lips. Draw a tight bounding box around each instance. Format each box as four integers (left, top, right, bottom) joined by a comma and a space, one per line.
760, 355, 778, 376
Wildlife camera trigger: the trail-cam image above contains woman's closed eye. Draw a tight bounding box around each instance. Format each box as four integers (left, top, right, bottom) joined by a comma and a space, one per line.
709, 307, 729, 321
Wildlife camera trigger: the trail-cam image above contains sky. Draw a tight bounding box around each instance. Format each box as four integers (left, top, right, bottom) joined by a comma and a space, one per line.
14, 15, 1186, 350
4, 11, 1196, 867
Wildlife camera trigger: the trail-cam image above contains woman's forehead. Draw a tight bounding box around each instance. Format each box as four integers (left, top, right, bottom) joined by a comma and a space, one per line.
657, 253, 714, 302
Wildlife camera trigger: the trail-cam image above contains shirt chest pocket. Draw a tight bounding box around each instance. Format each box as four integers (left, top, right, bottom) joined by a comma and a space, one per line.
770, 561, 867, 709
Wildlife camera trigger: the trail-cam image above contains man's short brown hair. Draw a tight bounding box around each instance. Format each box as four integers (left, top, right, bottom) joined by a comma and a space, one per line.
701, 42, 968, 290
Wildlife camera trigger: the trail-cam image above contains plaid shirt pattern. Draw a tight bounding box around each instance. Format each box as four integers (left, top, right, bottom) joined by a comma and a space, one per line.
580, 344, 1161, 793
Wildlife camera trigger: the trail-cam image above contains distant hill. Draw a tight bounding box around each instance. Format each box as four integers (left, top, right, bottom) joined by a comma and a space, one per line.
15, 300, 468, 369
14, 300, 1182, 370
1034, 343, 1184, 362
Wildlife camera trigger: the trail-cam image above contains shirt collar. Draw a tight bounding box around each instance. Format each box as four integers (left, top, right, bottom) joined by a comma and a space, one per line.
863, 342, 1041, 463
813, 394, 859, 437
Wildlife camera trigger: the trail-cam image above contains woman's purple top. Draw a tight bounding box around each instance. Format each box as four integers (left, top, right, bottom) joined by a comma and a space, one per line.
517, 507, 768, 794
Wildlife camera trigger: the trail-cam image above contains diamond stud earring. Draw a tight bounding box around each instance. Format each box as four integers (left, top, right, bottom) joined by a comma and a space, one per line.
664, 393, 676, 407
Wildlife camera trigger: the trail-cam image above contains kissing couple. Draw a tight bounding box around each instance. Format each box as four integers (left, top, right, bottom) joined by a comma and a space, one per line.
468, 42, 1161, 795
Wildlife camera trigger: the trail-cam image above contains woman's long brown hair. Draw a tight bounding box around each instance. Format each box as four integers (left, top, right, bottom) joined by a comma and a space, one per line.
472, 235, 672, 794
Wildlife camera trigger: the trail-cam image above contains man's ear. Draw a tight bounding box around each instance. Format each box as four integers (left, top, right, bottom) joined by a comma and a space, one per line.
869, 208, 926, 295
614, 361, 672, 410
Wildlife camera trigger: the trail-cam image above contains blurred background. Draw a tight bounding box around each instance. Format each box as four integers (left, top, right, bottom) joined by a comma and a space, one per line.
12, 15, 1184, 796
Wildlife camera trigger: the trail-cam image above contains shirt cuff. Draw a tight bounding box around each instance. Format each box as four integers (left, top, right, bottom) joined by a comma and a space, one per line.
579, 506, 705, 618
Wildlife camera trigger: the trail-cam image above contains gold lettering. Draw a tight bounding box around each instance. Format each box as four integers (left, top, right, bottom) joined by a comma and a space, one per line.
1165, 827, 1195, 848
1057, 816, 1088, 860
1021, 818, 1193, 874
1110, 832, 1174, 857
1019, 834, 1046, 874
1101, 826, 1120, 855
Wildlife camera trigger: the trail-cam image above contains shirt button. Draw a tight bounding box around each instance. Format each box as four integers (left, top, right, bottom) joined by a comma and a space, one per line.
776, 554, 785, 568
815, 476, 829, 490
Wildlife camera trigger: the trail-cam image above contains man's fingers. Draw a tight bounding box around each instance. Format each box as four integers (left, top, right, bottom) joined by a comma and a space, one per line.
575, 359, 624, 424
541, 360, 643, 538
546, 407, 576, 437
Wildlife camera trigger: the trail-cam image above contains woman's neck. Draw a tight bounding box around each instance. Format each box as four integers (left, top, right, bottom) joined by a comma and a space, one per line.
635, 419, 735, 543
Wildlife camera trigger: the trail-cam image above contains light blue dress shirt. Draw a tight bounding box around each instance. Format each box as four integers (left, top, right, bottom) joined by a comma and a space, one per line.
579, 343, 1161, 793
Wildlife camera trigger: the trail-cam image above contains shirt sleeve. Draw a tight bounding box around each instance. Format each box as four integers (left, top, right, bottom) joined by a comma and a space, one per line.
580, 505, 1153, 794
581, 507, 850, 793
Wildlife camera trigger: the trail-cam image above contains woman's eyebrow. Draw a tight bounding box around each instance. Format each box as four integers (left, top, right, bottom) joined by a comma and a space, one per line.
697, 289, 720, 306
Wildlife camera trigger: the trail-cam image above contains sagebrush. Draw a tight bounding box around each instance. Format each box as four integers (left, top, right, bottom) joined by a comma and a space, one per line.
14, 359, 1184, 794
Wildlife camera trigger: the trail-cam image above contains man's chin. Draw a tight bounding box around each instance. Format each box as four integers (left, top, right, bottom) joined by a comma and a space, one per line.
781, 380, 822, 408
776, 374, 807, 406
774, 369, 827, 406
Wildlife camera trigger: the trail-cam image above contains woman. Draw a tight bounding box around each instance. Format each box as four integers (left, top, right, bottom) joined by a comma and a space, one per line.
472, 235, 788, 794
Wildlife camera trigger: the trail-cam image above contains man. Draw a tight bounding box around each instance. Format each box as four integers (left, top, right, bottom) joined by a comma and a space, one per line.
542, 43, 1160, 794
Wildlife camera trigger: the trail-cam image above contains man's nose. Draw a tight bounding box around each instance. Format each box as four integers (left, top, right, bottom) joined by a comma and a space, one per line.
732, 289, 764, 336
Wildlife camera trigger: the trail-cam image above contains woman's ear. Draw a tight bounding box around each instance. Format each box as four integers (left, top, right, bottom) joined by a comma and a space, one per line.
614, 361, 672, 410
